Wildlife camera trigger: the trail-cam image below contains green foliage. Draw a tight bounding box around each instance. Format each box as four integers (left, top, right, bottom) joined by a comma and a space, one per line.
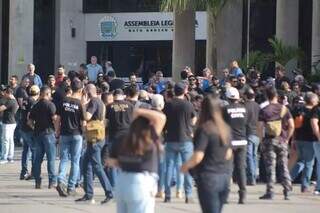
160, 0, 227, 15
238, 51, 272, 73
268, 37, 303, 67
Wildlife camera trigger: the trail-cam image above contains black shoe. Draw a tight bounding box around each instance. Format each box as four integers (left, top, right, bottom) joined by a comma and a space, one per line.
238, 191, 246, 204
48, 182, 57, 189
101, 196, 112, 205
25, 174, 34, 181
56, 183, 68, 197
75, 196, 95, 204
20, 173, 28, 180
35, 180, 42, 189
284, 190, 290, 200
67, 189, 77, 197
259, 193, 274, 200
164, 197, 171, 203
185, 197, 195, 204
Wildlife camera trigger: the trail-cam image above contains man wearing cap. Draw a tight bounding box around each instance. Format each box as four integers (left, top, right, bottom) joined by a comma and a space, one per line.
19, 85, 40, 180
223, 87, 248, 204
105, 61, 114, 75
105, 89, 134, 186
163, 82, 197, 203
257, 87, 293, 200
87, 56, 103, 83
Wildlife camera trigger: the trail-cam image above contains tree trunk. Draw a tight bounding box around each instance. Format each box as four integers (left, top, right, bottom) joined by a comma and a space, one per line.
172, 6, 195, 81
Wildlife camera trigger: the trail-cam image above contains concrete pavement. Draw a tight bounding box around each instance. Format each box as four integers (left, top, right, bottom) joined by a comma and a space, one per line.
0, 151, 319, 213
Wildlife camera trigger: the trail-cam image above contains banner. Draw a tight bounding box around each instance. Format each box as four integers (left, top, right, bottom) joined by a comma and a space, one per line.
85, 12, 207, 41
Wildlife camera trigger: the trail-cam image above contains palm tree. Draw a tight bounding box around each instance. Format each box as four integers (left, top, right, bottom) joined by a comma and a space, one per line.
161, 0, 229, 76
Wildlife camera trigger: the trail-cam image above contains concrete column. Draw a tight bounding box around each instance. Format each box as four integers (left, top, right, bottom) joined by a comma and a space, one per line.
206, 0, 243, 74
55, 0, 86, 72
276, 0, 299, 71
172, 8, 195, 81
312, 0, 320, 73
8, 0, 34, 80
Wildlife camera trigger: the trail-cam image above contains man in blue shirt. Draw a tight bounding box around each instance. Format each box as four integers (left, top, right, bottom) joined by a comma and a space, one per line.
22, 64, 43, 88
230, 61, 243, 77
87, 56, 103, 83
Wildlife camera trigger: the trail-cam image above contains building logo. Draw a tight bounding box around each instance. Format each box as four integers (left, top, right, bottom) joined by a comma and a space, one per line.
99, 16, 118, 39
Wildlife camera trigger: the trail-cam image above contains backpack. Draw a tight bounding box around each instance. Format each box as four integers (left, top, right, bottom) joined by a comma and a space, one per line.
265, 106, 287, 137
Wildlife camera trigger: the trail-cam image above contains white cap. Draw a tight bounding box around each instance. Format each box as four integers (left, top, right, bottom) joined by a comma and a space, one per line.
226, 87, 240, 100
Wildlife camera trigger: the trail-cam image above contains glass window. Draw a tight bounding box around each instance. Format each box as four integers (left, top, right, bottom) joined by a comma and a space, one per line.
83, 0, 161, 13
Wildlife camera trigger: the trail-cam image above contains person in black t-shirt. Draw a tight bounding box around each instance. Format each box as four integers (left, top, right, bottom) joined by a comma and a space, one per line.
291, 92, 319, 192
223, 87, 248, 204
163, 82, 197, 203
29, 86, 57, 189
0, 87, 19, 164
75, 84, 113, 205
181, 95, 232, 213
55, 79, 85, 197
108, 108, 166, 213
19, 85, 40, 180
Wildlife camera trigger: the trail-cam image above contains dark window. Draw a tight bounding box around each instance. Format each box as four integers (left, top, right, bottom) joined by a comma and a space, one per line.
1, 0, 9, 84
33, 0, 55, 82
83, 0, 161, 13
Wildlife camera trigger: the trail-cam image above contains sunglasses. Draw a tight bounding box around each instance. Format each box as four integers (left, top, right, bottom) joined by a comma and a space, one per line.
189, 78, 196, 81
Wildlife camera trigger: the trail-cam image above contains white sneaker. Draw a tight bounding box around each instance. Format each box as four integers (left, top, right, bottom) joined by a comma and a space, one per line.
8, 160, 14, 163
314, 191, 320, 195
0, 160, 8, 164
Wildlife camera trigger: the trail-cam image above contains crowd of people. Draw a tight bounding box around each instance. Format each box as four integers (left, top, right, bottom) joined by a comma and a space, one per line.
0, 55, 320, 213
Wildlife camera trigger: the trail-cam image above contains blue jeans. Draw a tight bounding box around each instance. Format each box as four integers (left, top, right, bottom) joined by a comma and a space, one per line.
246, 135, 260, 184
33, 132, 57, 184
290, 141, 315, 190
57, 135, 83, 190
196, 173, 230, 213
0, 122, 3, 159
313, 142, 320, 191
20, 131, 35, 176
165, 142, 193, 198
107, 139, 118, 188
116, 171, 157, 213
83, 141, 113, 199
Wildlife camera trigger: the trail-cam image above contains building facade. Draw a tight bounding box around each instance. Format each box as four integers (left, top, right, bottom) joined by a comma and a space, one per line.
0, 0, 319, 83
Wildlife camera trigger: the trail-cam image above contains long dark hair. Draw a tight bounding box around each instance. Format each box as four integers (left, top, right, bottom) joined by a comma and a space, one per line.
198, 95, 231, 146
122, 116, 154, 156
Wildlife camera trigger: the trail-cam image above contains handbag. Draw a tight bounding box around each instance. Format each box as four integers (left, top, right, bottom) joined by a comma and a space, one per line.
86, 120, 105, 143
85, 102, 106, 143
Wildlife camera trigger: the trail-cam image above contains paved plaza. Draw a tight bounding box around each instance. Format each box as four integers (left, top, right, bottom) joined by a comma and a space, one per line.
0, 149, 319, 213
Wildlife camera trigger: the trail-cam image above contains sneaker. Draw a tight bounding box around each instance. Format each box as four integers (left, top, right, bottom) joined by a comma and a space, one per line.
35, 180, 42, 189
101, 196, 112, 205
313, 190, 320, 195
48, 182, 57, 189
156, 191, 165, 199
185, 197, 195, 204
75, 196, 95, 204
259, 193, 274, 200
8, 159, 14, 163
20, 173, 29, 180
25, 174, 34, 180
56, 183, 68, 197
164, 197, 171, 203
176, 191, 183, 199
0, 160, 8, 164
67, 189, 77, 197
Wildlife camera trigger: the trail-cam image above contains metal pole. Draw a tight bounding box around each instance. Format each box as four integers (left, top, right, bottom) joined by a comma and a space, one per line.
246, 0, 251, 69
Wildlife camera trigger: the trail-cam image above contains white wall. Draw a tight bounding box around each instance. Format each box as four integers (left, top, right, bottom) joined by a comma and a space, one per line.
8, 0, 34, 80
55, 0, 86, 73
